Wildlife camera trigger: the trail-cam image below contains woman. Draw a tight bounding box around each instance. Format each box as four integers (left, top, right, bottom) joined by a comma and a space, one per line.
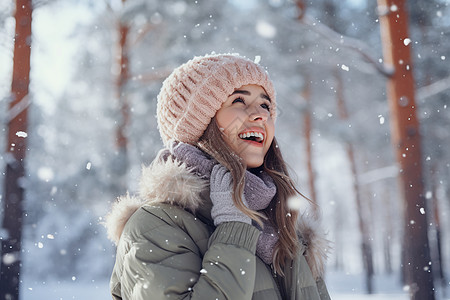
105, 54, 331, 299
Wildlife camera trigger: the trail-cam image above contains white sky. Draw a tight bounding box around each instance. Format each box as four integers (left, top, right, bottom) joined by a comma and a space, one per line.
0, 1, 98, 116
31, 2, 98, 114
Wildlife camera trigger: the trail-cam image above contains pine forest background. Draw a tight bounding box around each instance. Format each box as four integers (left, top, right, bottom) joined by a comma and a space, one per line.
0, 0, 449, 298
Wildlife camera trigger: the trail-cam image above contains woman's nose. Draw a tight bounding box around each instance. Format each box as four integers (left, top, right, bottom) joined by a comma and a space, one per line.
249, 106, 269, 122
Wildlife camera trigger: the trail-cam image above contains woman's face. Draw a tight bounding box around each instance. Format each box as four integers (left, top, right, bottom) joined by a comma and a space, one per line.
216, 84, 275, 169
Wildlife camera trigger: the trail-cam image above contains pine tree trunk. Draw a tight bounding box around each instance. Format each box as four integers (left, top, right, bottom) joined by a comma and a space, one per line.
301, 76, 318, 210
295, 0, 306, 19
430, 164, 446, 289
382, 188, 393, 274
346, 143, 374, 294
296, 0, 320, 219
335, 69, 374, 293
377, 0, 435, 299
111, 3, 130, 196
0, 1, 32, 299
116, 22, 130, 153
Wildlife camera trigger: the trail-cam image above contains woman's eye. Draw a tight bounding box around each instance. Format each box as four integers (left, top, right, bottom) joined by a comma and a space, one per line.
261, 103, 271, 111
232, 97, 245, 104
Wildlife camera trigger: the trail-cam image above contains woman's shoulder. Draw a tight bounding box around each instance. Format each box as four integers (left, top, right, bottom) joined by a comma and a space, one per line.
137, 202, 203, 228
123, 203, 212, 246
126, 202, 188, 227
105, 155, 210, 245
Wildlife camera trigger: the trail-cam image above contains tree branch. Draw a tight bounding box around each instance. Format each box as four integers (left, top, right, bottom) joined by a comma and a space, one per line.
299, 14, 393, 78
416, 76, 450, 102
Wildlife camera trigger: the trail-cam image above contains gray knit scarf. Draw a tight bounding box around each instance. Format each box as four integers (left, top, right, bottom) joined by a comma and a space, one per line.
165, 142, 279, 265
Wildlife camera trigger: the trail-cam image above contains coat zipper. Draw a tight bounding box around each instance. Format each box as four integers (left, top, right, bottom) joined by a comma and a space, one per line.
270, 263, 288, 299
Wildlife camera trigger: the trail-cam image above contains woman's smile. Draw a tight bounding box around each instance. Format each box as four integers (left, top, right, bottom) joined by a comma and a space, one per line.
238, 127, 266, 146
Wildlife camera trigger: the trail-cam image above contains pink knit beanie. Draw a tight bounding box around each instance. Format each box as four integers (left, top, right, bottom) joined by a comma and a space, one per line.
157, 53, 276, 146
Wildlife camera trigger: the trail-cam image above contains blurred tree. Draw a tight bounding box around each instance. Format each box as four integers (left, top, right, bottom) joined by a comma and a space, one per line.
0, 0, 32, 299
335, 68, 374, 293
408, 0, 449, 290
301, 75, 318, 210
377, 0, 435, 299
295, 0, 318, 217
295, 0, 387, 291
112, 0, 132, 196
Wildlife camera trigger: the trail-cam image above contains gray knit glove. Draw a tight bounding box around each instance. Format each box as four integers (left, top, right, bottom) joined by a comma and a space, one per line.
210, 164, 251, 226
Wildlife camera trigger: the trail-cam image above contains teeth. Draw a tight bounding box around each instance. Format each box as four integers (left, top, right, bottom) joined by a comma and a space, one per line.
239, 131, 264, 141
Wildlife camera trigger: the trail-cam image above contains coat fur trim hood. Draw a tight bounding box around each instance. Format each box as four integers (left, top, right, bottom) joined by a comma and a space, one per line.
105, 158, 207, 244
105, 158, 329, 279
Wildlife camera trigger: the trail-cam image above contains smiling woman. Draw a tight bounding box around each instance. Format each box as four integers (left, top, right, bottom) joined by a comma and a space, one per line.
105, 53, 331, 300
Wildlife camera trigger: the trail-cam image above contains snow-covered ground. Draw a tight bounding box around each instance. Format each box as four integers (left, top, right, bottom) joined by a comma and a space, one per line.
327, 270, 449, 300
20, 270, 449, 299
21, 278, 110, 300
327, 271, 409, 300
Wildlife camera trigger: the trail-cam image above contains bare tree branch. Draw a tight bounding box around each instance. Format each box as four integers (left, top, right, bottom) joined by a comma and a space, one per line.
416, 76, 450, 101
299, 14, 393, 78
130, 23, 155, 47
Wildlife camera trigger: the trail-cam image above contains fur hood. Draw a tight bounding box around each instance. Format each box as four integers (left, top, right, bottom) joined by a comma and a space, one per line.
105, 158, 330, 279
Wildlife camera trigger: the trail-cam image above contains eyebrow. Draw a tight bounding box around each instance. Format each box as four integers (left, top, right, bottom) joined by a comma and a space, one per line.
231, 90, 271, 102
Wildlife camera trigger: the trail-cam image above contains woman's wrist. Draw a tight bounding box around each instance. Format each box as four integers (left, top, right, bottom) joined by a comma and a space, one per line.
209, 222, 261, 253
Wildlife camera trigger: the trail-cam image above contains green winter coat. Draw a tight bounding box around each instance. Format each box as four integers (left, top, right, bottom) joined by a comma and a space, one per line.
106, 158, 331, 300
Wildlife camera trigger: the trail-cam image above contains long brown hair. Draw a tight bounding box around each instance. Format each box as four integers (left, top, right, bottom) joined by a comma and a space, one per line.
197, 118, 310, 275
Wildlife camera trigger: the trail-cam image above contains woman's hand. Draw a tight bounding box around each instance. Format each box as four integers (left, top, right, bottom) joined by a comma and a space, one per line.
210, 164, 251, 226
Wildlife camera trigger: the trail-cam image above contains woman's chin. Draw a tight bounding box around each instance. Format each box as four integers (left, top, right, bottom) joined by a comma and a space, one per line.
242, 156, 264, 169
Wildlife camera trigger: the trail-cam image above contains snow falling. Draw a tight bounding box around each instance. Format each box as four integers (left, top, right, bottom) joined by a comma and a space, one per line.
0, 0, 449, 299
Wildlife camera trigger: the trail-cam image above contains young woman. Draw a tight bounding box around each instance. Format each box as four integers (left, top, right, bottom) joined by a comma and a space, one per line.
106, 54, 331, 299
